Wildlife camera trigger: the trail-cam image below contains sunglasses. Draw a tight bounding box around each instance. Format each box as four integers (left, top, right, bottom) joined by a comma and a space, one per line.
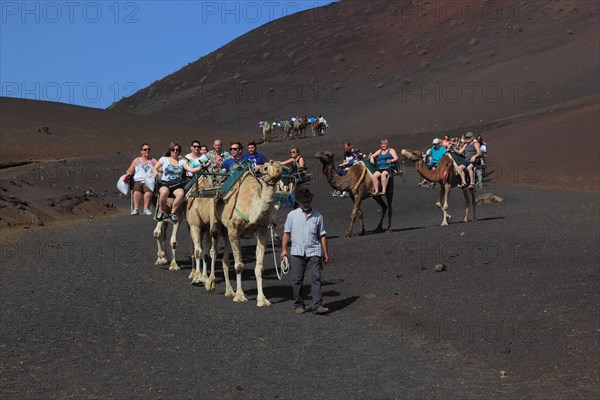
171, 148, 181, 152
141, 148, 150, 151
192, 145, 200, 148
230, 147, 240, 151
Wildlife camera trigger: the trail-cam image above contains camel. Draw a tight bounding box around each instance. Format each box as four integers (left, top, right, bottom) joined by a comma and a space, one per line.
262, 121, 272, 143
293, 117, 307, 139
153, 199, 184, 270
283, 120, 291, 140
311, 120, 320, 137
400, 149, 476, 226
315, 151, 394, 237
185, 176, 231, 291
209, 161, 283, 306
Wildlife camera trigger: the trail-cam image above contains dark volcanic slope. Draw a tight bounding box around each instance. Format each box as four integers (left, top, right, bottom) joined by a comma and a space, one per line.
112, 0, 599, 134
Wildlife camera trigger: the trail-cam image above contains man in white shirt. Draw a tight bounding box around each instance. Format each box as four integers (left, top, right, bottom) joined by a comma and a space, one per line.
281, 189, 330, 314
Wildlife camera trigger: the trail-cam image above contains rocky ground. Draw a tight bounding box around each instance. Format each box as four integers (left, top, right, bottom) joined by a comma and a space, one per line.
1, 161, 598, 399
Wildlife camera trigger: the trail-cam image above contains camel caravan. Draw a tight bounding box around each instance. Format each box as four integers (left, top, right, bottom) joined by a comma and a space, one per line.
259, 115, 328, 142
119, 131, 485, 308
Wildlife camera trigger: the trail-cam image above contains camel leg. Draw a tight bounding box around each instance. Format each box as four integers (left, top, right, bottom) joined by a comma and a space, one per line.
358, 209, 366, 236
347, 197, 364, 237
471, 188, 477, 222
204, 231, 216, 291
168, 218, 180, 270
189, 225, 204, 285
462, 188, 470, 223
201, 230, 211, 283
441, 184, 451, 226
255, 229, 272, 307
154, 221, 169, 265
436, 186, 443, 209
221, 234, 234, 297
385, 187, 393, 232
373, 196, 387, 232
229, 235, 247, 303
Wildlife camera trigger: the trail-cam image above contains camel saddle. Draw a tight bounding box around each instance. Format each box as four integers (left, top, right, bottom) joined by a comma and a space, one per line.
187, 164, 251, 199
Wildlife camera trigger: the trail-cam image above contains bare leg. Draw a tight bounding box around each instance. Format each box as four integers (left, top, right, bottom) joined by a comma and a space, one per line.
143, 191, 153, 210
133, 190, 142, 209
158, 187, 169, 213
372, 171, 382, 193
380, 171, 389, 194
171, 189, 185, 214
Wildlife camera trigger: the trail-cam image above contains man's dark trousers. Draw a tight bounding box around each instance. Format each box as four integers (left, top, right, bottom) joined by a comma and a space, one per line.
290, 255, 323, 309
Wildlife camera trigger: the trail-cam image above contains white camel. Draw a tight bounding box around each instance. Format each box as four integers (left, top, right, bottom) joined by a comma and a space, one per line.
153, 199, 184, 270
208, 161, 283, 306
186, 175, 231, 290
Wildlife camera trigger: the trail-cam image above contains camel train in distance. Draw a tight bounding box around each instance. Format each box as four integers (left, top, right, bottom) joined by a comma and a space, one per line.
260, 116, 328, 143
152, 147, 476, 307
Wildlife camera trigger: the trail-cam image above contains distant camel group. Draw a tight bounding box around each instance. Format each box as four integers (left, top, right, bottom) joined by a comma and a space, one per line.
260, 116, 327, 143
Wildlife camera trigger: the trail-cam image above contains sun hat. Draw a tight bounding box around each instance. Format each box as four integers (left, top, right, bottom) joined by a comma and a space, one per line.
432, 138, 441, 145
465, 131, 474, 138
296, 188, 314, 202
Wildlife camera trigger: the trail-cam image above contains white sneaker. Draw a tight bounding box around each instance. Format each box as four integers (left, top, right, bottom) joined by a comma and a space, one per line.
130, 208, 139, 215
143, 208, 153, 216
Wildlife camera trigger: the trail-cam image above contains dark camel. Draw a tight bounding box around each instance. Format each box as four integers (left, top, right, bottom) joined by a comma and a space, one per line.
316, 151, 394, 237
401, 149, 476, 225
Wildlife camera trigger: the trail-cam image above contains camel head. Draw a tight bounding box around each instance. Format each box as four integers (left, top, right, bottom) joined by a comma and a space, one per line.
315, 151, 335, 165
258, 161, 283, 185
401, 149, 422, 163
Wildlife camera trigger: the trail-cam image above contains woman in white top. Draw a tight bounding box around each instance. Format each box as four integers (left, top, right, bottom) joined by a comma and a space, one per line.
124, 143, 157, 216
184, 140, 208, 177
152, 142, 203, 223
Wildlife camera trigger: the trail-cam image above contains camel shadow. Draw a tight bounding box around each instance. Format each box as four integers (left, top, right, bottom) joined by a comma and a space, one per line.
473, 216, 505, 222
354, 226, 426, 237
446, 216, 505, 225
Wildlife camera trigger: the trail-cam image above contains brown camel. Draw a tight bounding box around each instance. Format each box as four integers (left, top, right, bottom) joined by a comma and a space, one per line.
401, 149, 476, 225
283, 120, 291, 139
315, 151, 394, 237
293, 117, 307, 138
311, 120, 320, 137
208, 161, 283, 306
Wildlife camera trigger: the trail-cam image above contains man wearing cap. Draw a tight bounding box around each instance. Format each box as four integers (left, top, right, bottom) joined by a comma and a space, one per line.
456, 131, 482, 188
281, 188, 330, 315
426, 138, 447, 169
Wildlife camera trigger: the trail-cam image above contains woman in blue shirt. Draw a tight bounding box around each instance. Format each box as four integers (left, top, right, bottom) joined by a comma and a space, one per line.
369, 138, 399, 195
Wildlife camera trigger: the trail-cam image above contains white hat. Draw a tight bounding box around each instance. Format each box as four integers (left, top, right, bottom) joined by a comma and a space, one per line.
432, 138, 441, 145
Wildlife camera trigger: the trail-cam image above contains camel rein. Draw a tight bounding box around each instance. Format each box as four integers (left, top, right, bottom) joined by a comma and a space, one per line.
353, 166, 368, 192
270, 224, 289, 280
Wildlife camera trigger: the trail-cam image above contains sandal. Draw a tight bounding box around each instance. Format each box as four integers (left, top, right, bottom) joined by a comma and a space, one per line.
458, 183, 467, 189
467, 183, 475, 189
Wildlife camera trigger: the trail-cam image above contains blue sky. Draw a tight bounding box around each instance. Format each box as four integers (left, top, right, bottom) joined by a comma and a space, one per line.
1, 0, 335, 109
